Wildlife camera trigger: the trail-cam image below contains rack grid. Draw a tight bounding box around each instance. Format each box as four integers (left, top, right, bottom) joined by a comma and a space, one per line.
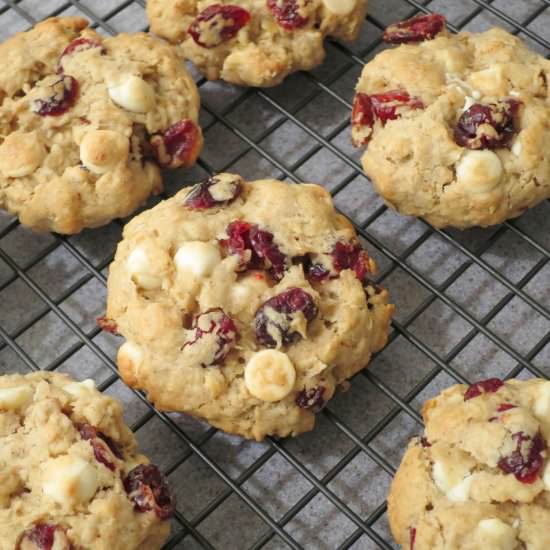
0, 0, 549, 548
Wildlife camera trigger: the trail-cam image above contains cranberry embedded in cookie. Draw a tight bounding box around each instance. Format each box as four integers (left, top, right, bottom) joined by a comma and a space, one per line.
106, 174, 394, 440
151, 119, 202, 169
16, 523, 73, 550
464, 377, 504, 400
267, 0, 310, 30
32, 75, 79, 117
188, 4, 251, 48
383, 13, 446, 44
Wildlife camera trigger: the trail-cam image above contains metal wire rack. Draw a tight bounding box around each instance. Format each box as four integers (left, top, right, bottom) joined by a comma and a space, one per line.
0, 0, 549, 548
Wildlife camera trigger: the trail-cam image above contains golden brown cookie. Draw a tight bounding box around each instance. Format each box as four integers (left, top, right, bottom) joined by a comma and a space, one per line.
104, 173, 394, 440
388, 377, 550, 550
0, 17, 202, 234
352, 14, 550, 229
0, 371, 175, 550
147, 0, 368, 87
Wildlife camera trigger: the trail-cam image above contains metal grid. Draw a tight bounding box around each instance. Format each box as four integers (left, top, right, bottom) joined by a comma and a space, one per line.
0, 0, 549, 548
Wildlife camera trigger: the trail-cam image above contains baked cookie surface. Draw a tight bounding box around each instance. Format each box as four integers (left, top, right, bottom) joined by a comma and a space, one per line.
388, 377, 550, 550
0, 371, 175, 550
352, 14, 550, 228
105, 174, 393, 440
146, 0, 368, 87
0, 17, 202, 234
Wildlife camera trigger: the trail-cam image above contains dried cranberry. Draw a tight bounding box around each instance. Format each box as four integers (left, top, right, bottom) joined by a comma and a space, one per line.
123, 464, 175, 520
16, 524, 73, 550
454, 99, 521, 150
383, 13, 446, 44
188, 4, 251, 48
255, 288, 318, 348
151, 119, 201, 169
183, 308, 239, 367
59, 38, 105, 66
420, 437, 432, 448
463, 378, 504, 401
352, 91, 424, 146
497, 431, 546, 484
267, 0, 309, 30
77, 423, 123, 471
220, 221, 289, 281
497, 403, 516, 413
296, 386, 325, 411
185, 174, 242, 209
96, 315, 119, 335
409, 527, 417, 550
32, 76, 79, 117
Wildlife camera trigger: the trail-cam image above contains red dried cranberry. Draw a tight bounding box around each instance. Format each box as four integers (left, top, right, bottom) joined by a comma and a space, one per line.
383, 13, 446, 44
33, 76, 79, 117
352, 91, 424, 146
497, 403, 516, 413
185, 174, 242, 209
77, 423, 123, 471
454, 99, 521, 150
305, 242, 372, 283
267, 0, 309, 30
59, 38, 105, 67
16, 524, 73, 550
464, 378, 504, 401
409, 527, 417, 550
220, 220, 289, 281
151, 119, 201, 169
96, 315, 119, 335
188, 4, 251, 48
123, 464, 175, 519
183, 308, 239, 367
296, 386, 325, 411
497, 431, 546, 484
255, 288, 318, 348
420, 437, 431, 448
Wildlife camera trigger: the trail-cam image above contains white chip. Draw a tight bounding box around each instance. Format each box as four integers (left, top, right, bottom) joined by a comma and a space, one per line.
322, 0, 356, 15
127, 247, 162, 290
456, 150, 503, 193
174, 241, 221, 278
80, 130, 129, 174
244, 350, 296, 402
534, 381, 550, 420
43, 456, 98, 505
0, 385, 33, 410
432, 460, 472, 502
63, 379, 96, 398
475, 518, 518, 550
108, 75, 155, 113
511, 139, 522, 157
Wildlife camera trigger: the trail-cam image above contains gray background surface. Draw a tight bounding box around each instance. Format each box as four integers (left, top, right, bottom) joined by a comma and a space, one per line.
1, 0, 550, 548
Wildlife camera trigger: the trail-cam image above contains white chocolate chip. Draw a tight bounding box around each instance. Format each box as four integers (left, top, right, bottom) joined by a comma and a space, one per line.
127, 247, 162, 290
0, 133, 46, 178
63, 379, 96, 398
322, 0, 356, 15
534, 381, 550, 420
108, 75, 155, 113
456, 150, 503, 193
244, 350, 296, 402
432, 460, 472, 502
43, 456, 98, 505
475, 518, 517, 550
0, 386, 33, 410
509, 90, 521, 98
80, 130, 129, 174
511, 140, 522, 157
118, 341, 144, 369
174, 241, 221, 278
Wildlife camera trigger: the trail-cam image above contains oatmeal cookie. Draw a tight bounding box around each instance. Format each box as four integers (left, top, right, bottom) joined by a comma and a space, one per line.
0, 371, 175, 550
388, 377, 550, 549
146, 0, 368, 87
0, 17, 202, 234
104, 173, 393, 440
352, 13, 550, 228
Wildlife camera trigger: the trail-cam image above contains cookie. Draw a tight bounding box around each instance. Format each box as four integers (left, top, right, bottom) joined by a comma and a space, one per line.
388, 377, 550, 550
352, 13, 550, 228
0, 17, 203, 234
0, 371, 175, 550
146, 0, 369, 87
103, 173, 393, 440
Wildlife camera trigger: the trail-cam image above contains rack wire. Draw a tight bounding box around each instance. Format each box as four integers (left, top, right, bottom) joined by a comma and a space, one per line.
0, 0, 549, 548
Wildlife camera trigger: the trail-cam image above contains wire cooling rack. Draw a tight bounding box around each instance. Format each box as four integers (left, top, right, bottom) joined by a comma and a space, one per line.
1, 0, 549, 548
